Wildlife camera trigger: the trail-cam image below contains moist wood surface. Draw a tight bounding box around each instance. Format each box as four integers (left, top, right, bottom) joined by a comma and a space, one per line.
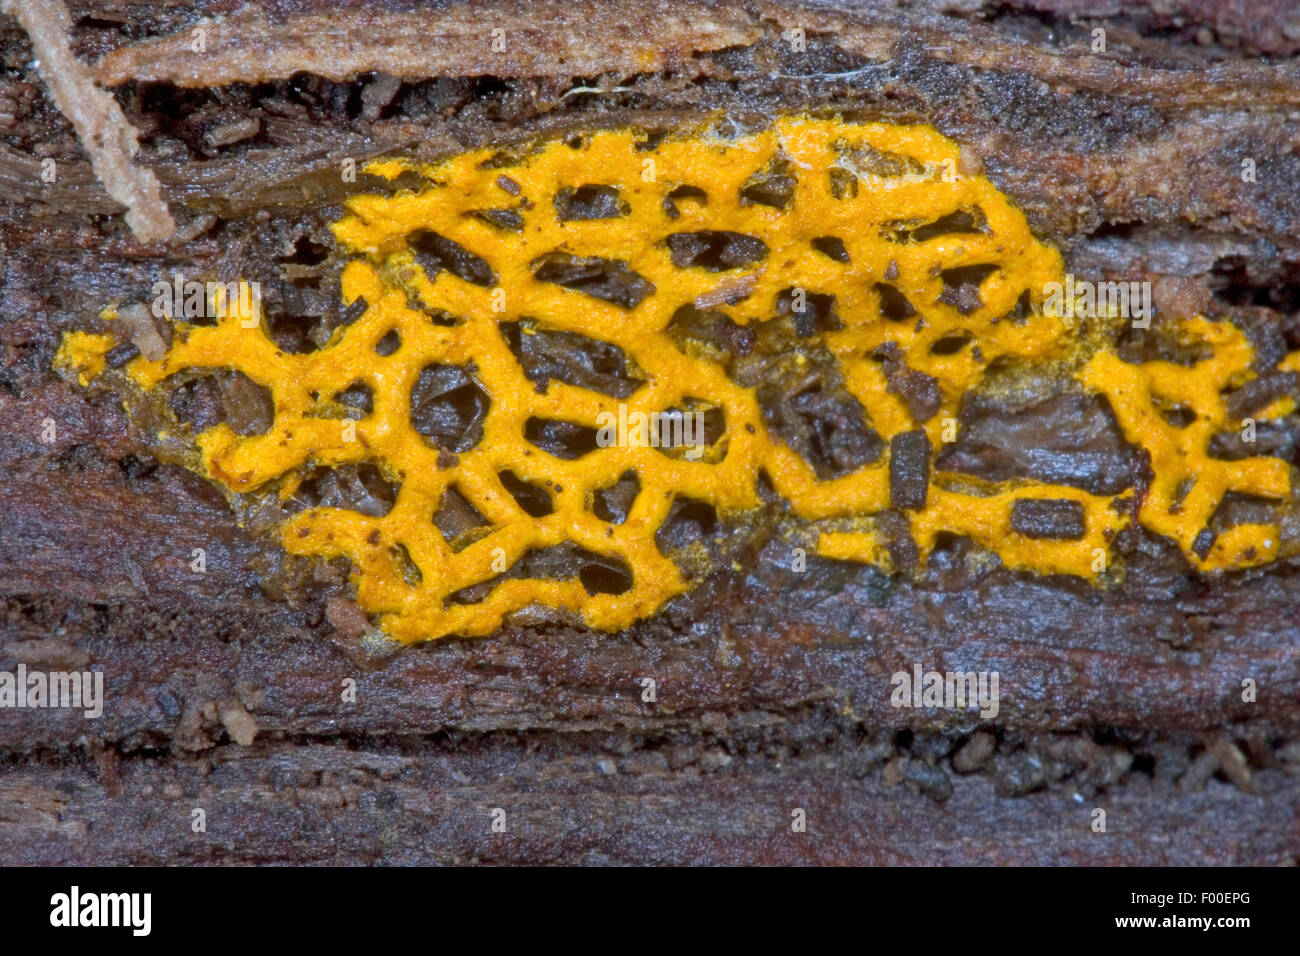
1, 0, 1299, 865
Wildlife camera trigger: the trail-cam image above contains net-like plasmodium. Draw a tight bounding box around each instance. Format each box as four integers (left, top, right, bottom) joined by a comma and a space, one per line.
58, 118, 1298, 642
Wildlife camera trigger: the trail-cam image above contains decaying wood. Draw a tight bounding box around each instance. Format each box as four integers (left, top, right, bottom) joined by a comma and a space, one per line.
1, 0, 1298, 865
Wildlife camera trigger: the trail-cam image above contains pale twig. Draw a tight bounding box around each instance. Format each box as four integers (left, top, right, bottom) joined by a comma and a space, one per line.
2, 0, 174, 241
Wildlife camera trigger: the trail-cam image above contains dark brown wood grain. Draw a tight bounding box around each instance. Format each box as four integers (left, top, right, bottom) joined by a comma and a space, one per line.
1, 0, 1298, 865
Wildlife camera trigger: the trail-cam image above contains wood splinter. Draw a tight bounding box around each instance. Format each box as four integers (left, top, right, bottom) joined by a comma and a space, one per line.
2, 0, 174, 241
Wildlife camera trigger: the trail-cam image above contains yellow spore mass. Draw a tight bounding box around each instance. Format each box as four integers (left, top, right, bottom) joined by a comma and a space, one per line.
55, 330, 114, 386
56, 117, 1297, 643
1079, 317, 1291, 569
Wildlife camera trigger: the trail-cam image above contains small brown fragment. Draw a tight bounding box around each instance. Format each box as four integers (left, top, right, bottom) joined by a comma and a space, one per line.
360, 73, 402, 121
882, 757, 903, 787
1208, 736, 1255, 793
204, 115, 261, 149
694, 273, 760, 310
957, 146, 984, 178
220, 700, 259, 746
875, 344, 941, 421
889, 429, 930, 511
1224, 370, 1299, 421
326, 596, 369, 638
953, 731, 997, 773
93, 745, 121, 796
1192, 527, 1217, 561
1010, 498, 1086, 540
901, 758, 954, 800
115, 301, 168, 361
1179, 749, 1221, 793
104, 341, 139, 368
874, 510, 920, 570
